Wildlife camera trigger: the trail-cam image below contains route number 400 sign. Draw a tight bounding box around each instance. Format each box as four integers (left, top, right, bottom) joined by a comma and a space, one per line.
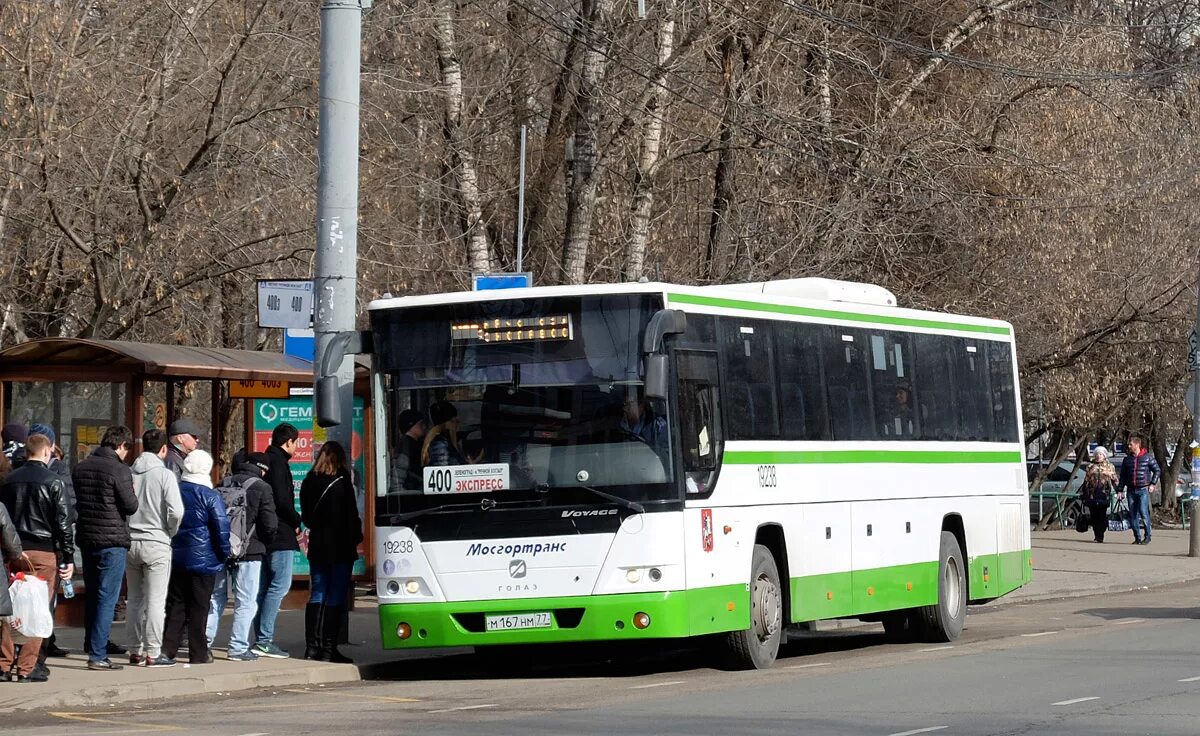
424, 464, 511, 494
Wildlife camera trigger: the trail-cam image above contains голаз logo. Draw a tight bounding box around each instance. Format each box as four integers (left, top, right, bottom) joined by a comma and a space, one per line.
258, 403, 279, 423
508, 559, 527, 579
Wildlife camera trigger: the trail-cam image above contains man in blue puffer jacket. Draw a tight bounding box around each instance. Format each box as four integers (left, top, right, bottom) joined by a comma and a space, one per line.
1118, 434, 1161, 545
161, 450, 230, 665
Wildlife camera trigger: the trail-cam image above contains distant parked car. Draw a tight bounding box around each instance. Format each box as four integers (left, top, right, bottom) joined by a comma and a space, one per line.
1028, 459, 1086, 525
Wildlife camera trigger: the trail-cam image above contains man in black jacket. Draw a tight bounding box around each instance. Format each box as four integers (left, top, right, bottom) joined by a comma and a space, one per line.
29, 423, 73, 662
0, 433, 74, 682
206, 453, 277, 661
253, 423, 301, 659
72, 425, 138, 671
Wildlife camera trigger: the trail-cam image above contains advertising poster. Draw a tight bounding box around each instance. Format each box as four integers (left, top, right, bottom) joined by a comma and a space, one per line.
252, 397, 367, 576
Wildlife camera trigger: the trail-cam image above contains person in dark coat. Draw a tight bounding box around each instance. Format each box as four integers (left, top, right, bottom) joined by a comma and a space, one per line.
387, 409, 427, 493
300, 441, 361, 663
163, 418, 203, 480
0, 433, 74, 681
1117, 433, 1161, 545
162, 450, 230, 665
72, 425, 137, 671
254, 423, 301, 659
30, 422, 74, 663
205, 452, 277, 661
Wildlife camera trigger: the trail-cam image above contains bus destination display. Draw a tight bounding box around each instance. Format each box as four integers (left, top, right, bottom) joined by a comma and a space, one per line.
450, 314, 573, 343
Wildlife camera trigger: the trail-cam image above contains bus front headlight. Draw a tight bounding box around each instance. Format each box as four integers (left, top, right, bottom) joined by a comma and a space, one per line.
405, 579, 422, 594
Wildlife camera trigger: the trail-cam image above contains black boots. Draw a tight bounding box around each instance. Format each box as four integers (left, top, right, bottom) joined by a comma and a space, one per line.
304, 602, 352, 663
322, 606, 353, 664
303, 602, 324, 661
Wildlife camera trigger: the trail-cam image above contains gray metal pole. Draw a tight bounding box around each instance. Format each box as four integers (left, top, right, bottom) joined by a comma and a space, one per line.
1191, 273, 1200, 556
314, 0, 364, 450
516, 124, 527, 274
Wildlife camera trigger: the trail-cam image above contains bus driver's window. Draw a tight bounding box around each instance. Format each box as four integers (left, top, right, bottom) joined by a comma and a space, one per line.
677, 351, 721, 495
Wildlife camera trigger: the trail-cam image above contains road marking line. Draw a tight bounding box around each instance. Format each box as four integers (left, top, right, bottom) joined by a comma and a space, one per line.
49, 712, 181, 732
428, 704, 499, 714
887, 727, 948, 736
785, 662, 832, 669
1179, 676, 1200, 682
629, 680, 686, 689
918, 646, 953, 652
235, 733, 270, 736
1021, 631, 1058, 638
1052, 697, 1100, 706
1113, 619, 1145, 625
281, 687, 420, 703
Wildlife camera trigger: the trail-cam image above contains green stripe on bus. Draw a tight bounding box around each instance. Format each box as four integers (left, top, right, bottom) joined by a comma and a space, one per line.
666, 292, 1011, 336
724, 449, 1023, 465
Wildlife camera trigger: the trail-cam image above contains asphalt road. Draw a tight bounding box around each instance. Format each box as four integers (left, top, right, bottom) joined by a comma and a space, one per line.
10, 582, 1200, 736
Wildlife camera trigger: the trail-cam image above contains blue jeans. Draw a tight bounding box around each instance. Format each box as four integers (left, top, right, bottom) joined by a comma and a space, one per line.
255, 550, 295, 644
206, 560, 262, 655
83, 547, 128, 663
1129, 488, 1152, 542
309, 562, 353, 607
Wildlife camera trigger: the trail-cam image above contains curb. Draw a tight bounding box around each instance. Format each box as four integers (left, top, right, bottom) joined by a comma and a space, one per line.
0, 661, 359, 714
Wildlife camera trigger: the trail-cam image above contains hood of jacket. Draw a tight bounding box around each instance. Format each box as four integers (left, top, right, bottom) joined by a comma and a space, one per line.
132, 452, 166, 475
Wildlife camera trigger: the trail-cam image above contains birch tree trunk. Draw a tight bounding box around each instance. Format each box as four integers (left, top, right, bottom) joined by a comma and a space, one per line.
622, 2, 675, 282
433, 0, 493, 274
561, 0, 614, 285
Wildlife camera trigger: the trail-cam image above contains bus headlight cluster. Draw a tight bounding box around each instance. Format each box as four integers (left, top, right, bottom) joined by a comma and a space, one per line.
405, 579, 422, 594
624, 567, 664, 584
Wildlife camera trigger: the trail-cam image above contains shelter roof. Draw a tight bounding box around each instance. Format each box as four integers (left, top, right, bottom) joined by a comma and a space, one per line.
0, 338, 331, 383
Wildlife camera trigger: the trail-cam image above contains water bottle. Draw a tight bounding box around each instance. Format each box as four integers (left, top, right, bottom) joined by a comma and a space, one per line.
58, 565, 75, 599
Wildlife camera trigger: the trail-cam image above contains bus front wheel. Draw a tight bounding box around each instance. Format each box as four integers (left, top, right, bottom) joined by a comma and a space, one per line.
721, 544, 783, 670
917, 531, 967, 642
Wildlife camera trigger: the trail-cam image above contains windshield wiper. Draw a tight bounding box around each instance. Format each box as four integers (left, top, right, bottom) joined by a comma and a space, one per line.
390, 502, 479, 524
566, 484, 645, 514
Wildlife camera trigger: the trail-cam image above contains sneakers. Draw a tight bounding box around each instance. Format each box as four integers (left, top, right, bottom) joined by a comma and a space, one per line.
129, 653, 147, 666
228, 650, 260, 662
30, 662, 50, 680
87, 659, 124, 671
16, 671, 48, 683
146, 655, 177, 668
252, 641, 290, 659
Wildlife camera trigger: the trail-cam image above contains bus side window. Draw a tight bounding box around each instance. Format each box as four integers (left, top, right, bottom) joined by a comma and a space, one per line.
676, 351, 722, 496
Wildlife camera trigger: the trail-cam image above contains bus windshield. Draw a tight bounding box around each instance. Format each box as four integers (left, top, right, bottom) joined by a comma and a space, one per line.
373, 294, 675, 521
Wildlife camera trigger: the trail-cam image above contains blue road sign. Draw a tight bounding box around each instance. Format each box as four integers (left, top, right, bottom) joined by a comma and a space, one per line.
473, 272, 533, 291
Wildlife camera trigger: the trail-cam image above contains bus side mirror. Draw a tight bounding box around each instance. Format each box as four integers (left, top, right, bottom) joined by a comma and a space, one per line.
645, 354, 669, 400
316, 376, 342, 428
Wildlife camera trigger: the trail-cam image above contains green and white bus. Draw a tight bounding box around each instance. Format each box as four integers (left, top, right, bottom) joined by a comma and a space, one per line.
369, 278, 1030, 669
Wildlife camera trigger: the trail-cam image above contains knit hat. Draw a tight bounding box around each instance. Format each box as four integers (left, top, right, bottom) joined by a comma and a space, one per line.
246, 452, 271, 475
182, 449, 215, 487
397, 409, 426, 434
429, 400, 458, 427
29, 423, 56, 446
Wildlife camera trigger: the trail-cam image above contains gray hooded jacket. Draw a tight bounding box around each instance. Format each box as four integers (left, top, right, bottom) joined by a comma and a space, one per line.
129, 453, 184, 546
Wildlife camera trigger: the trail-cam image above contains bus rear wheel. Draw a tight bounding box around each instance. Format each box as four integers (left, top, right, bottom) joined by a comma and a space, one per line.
721, 544, 783, 670
917, 531, 967, 642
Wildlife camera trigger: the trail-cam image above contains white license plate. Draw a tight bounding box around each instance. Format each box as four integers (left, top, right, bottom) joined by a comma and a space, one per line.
485, 612, 552, 631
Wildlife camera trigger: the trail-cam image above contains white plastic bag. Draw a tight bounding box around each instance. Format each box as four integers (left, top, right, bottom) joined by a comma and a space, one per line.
6, 573, 54, 642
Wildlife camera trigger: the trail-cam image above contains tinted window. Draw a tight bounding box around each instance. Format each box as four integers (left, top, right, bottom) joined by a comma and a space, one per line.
824, 328, 874, 440
869, 332, 917, 439
719, 319, 780, 439
987, 341, 1019, 442
913, 333, 958, 440
954, 339, 993, 441
680, 313, 716, 350
776, 323, 830, 440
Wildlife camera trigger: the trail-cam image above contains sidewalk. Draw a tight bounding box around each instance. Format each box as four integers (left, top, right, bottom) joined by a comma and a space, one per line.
1004, 527, 1200, 605
4, 528, 1199, 712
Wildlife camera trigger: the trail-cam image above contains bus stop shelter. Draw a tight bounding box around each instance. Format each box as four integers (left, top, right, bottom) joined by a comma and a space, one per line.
0, 337, 376, 622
